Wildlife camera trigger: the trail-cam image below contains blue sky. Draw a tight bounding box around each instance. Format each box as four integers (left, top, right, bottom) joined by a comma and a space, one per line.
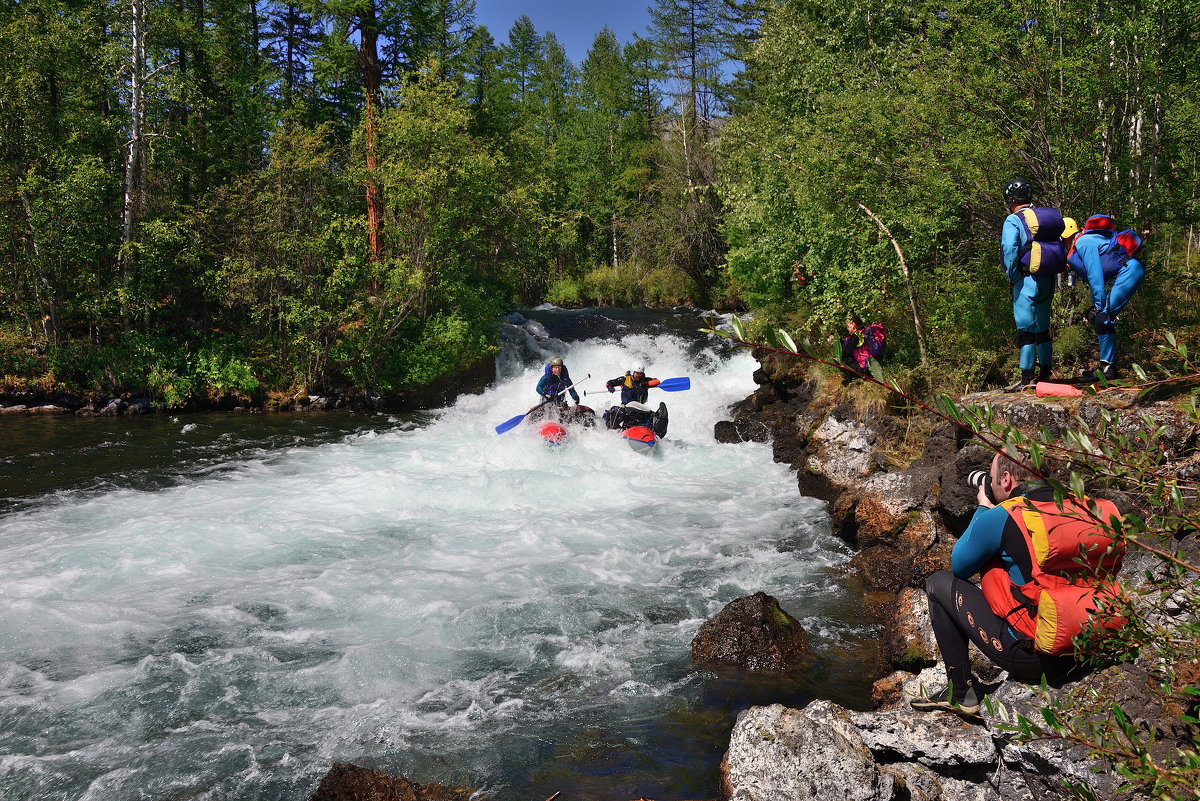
473, 0, 653, 65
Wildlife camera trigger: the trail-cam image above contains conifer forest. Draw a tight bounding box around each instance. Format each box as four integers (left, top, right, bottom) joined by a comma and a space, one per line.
2, 0, 1199, 405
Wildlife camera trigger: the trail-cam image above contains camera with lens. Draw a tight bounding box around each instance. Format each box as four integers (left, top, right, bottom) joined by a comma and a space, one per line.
967, 469, 995, 503
966, 470, 990, 489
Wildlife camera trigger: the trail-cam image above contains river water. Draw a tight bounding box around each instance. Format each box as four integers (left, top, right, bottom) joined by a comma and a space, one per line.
0, 307, 878, 801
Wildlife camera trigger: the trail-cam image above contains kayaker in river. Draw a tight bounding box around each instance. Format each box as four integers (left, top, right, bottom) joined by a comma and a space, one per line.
603, 363, 664, 432
605, 363, 660, 404
536, 357, 581, 406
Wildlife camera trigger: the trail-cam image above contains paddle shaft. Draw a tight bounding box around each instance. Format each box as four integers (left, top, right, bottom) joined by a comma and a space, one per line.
584, 376, 689, 396
495, 373, 590, 434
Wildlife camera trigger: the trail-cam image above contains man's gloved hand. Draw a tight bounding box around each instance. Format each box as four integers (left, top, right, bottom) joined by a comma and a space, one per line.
608, 386, 615, 393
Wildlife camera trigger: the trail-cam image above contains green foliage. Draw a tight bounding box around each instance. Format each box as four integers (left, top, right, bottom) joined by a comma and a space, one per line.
642, 267, 697, 306
719, 0, 1200, 388
0, 324, 45, 380
3, 0, 1198, 416
545, 278, 583, 307
583, 262, 643, 306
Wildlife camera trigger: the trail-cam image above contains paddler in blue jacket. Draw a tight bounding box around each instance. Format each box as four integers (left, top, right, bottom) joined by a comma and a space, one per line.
536, 357, 580, 406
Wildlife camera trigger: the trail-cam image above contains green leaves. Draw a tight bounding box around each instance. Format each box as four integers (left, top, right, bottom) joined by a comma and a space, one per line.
730, 315, 746, 341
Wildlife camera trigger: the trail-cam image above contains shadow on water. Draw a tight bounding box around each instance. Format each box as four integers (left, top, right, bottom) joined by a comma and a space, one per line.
488, 567, 883, 801
510, 638, 882, 801
0, 411, 427, 514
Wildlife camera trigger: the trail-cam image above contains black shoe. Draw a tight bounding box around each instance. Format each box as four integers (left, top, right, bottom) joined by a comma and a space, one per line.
1037, 365, 1053, 383
1081, 362, 1117, 382
652, 403, 668, 437
911, 685, 982, 715
1005, 369, 1036, 392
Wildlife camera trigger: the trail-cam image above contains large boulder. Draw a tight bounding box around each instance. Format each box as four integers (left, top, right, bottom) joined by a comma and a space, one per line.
691, 592, 810, 672
721, 702, 895, 801
805, 409, 879, 487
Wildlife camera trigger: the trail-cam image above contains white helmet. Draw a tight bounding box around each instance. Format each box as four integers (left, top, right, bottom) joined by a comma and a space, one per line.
631, 362, 645, 373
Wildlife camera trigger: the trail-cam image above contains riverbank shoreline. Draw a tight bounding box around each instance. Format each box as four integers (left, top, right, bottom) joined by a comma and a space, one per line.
711, 349, 1199, 801
0, 354, 497, 419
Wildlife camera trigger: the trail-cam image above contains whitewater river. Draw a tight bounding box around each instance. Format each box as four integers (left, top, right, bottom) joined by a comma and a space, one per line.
0, 308, 878, 800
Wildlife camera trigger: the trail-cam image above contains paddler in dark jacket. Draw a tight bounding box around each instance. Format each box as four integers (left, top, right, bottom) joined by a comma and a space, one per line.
536, 357, 580, 406
605, 363, 660, 404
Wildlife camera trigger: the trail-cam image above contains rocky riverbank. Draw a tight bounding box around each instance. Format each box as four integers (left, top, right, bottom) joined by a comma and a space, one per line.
710, 350, 1199, 801
0, 356, 496, 417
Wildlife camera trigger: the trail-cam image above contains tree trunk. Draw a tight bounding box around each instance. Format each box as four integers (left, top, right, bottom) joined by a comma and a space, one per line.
17, 186, 60, 342
358, 4, 383, 267
119, 0, 147, 333
857, 202, 928, 366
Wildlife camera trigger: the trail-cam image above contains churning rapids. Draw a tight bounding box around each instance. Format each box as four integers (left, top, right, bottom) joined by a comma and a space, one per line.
0, 307, 878, 801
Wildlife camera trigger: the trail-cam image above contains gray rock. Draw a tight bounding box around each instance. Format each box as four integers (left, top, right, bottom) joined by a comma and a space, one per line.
848, 707, 997, 767
885, 587, 939, 669
27, 404, 68, 414
806, 413, 878, 486
722, 702, 894, 801
126, 398, 152, 414
877, 763, 1001, 801
99, 398, 127, 416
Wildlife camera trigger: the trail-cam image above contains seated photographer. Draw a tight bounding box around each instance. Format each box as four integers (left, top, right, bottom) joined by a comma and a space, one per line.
913, 445, 1124, 716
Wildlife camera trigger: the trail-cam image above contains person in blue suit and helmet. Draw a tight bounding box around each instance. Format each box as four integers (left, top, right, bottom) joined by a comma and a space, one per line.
1066, 215, 1145, 381
1000, 177, 1070, 391
536, 357, 580, 406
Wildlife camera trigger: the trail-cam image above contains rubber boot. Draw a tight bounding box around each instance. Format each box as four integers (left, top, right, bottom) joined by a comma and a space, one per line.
1036, 364, 1053, 383
1005, 369, 1035, 392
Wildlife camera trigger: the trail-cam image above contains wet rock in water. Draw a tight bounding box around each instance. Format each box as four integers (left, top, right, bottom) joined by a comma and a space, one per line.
304, 395, 333, 411
713, 419, 770, 444
691, 592, 810, 672
28, 403, 68, 414
98, 398, 127, 416
126, 397, 152, 414
309, 763, 475, 801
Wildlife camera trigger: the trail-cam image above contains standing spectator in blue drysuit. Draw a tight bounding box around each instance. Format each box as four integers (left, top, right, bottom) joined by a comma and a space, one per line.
1066, 215, 1145, 381
1000, 177, 1063, 391
536, 357, 580, 406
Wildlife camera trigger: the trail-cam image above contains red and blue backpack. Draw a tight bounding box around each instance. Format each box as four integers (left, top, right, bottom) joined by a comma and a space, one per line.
1066, 215, 1143, 277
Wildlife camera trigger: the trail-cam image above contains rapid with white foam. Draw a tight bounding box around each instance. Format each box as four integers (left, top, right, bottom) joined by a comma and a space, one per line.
0, 308, 874, 800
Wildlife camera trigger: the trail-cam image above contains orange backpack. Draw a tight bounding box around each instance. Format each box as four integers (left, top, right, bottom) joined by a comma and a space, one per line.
980, 496, 1126, 655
